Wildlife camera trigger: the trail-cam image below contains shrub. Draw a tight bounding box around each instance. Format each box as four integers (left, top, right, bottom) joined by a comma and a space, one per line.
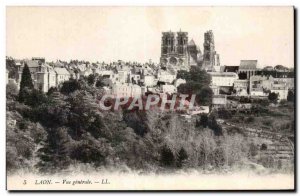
176, 147, 188, 168
268, 92, 279, 103
60, 79, 81, 95
160, 145, 175, 167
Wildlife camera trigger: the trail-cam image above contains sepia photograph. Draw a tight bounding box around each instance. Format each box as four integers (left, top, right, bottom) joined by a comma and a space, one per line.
5, 6, 295, 191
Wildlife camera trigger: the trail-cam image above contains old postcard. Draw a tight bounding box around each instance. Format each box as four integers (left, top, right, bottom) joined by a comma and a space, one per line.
6, 6, 295, 190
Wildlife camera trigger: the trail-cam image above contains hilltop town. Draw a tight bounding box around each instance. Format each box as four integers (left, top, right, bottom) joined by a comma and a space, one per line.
6, 30, 295, 174
7, 30, 294, 106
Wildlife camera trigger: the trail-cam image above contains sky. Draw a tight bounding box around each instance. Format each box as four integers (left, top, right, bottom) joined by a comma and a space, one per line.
6, 6, 294, 67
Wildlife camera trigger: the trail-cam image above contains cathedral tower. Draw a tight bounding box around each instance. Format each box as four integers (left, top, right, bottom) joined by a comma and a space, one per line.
203, 30, 220, 71
160, 30, 189, 70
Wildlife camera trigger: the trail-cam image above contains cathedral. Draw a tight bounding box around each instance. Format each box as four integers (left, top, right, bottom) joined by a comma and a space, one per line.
159, 30, 220, 71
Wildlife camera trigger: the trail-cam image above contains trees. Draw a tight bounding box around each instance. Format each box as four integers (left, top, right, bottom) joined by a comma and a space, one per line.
208, 116, 223, 136
6, 57, 18, 78
287, 90, 294, 102
36, 127, 72, 173
197, 114, 208, 128
176, 147, 188, 168
196, 87, 213, 106
160, 145, 175, 167
176, 70, 191, 81
17, 64, 48, 107
18, 64, 34, 102
23, 89, 49, 107
60, 79, 81, 95
217, 108, 232, 119
268, 92, 279, 103
177, 67, 211, 90
177, 67, 213, 106
95, 78, 105, 88
19, 64, 34, 90
6, 82, 18, 100
123, 110, 148, 136
87, 74, 96, 86
47, 87, 58, 96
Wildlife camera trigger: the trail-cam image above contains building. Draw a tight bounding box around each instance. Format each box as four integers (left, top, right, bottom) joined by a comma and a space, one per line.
187, 106, 210, 115
212, 95, 227, 108
112, 83, 142, 98
117, 70, 130, 84
238, 60, 257, 79
160, 30, 202, 70
233, 79, 249, 96
142, 75, 156, 87
157, 69, 176, 84
202, 30, 220, 71
273, 77, 294, 90
160, 30, 189, 69
211, 85, 220, 95
271, 87, 289, 100
249, 75, 292, 99
17, 59, 57, 92
161, 84, 177, 95
209, 72, 238, 87
187, 39, 202, 66
79, 67, 93, 77
249, 75, 269, 97
18, 60, 42, 81
31, 57, 45, 64
54, 67, 71, 86
36, 64, 56, 92
222, 65, 239, 73
95, 70, 114, 78
129, 73, 141, 84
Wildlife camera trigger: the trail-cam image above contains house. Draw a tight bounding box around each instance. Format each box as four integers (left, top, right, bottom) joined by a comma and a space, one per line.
54, 67, 71, 86
187, 106, 210, 115
17, 60, 56, 92
234, 79, 249, 96
270, 86, 289, 100
117, 70, 129, 84
273, 77, 294, 90
211, 85, 220, 95
212, 95, 227, 108
142, 75, 156, 87
95, 70, 114, 78
161, 84, 177, 95
249, 75, 292, 99
249, 75, 269, 97
238, 60, 257, 79
157, 69, 176, 84
208, 72, 238, 87
222, 65, 239, 73
112, 83, 142, 98
68, 69, 80, 80
36, 64, 56, 92
18, 60, 42, 82
79, 67, 93, 77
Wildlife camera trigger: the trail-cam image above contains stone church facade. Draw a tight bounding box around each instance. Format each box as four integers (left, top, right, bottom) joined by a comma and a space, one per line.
160, 30, 202, 70
160, 30, 220, 71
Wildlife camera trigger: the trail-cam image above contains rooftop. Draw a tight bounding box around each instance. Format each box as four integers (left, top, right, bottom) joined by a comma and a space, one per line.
208, 72, 238, 77
24, 60, 41, 68
240, 60, 258, 70
223, 65, 239, 73
188, 39, 196, 46
54, 67, 70, 75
